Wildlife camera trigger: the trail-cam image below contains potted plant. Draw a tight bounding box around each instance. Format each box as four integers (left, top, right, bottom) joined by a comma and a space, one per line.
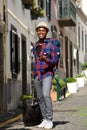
20, 94, 32, 102
19, 94, 32, 109
75, 74, 85, 88
66, 77, 77, 93
81, 62, 87, 77
31, 7, 44, 19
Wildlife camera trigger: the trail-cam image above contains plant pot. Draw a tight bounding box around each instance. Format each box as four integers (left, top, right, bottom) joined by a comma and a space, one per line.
67, 82, 77, 93
76, 77, 85, 88
83, 70, 87, 77
50, 90, 57, 102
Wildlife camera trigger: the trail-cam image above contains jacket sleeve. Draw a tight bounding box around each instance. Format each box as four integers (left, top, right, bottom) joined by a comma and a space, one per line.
45, 43, 59, 66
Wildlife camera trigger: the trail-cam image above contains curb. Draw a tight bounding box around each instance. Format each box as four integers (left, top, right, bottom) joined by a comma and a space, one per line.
0, 114, 22, 128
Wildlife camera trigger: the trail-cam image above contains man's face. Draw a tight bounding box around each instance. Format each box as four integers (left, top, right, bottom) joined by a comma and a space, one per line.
36, 27, 48, 40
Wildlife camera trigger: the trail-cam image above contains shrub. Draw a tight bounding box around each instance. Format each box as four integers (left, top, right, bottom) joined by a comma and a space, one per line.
66, 77, 76, 83
58, 79, 66, 88
81, 62, 87, 70
52, 78, 56, 85
52, 85, 57, 91
75, 74, 85, 78
52, 78, 66, 91
20, 94, 32, 101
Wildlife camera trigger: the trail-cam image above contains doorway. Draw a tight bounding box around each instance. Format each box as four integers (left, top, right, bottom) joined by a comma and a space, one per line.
65, 37, 69, 77
69, 42, 73, 77
21, 34, 27, 94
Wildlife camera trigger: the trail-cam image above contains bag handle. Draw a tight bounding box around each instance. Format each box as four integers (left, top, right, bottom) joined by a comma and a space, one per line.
31, 78, 35, 105
32, 84, 34, 103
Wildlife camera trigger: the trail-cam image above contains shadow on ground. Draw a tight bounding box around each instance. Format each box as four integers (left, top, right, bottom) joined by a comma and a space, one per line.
53, 120, 69, 128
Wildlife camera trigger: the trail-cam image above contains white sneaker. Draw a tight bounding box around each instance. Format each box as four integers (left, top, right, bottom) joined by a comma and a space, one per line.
44, 120, 53, 129
24, 126, 29, 129
37, 119, 47, 128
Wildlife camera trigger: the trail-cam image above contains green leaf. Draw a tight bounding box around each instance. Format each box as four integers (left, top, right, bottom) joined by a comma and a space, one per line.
20, 94, 32, 101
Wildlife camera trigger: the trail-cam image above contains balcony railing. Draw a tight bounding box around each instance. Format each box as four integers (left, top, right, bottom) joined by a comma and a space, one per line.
58, 0, 76, 26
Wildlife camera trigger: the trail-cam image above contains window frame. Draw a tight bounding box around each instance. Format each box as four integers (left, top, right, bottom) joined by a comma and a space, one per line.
10, 25, 20, 78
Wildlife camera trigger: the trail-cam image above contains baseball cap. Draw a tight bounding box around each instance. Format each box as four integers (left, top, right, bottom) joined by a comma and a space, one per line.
36, 22, 49, 32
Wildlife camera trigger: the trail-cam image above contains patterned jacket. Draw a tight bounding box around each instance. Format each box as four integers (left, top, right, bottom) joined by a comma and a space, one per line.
33, 38, 59, 80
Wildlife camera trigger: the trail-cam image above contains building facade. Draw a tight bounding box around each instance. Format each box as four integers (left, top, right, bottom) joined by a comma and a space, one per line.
0, 0, 87, 114
0, 0, 52, 113
57, 0, 77, 77
0, 0, 6, 113
76, 0, 87, 73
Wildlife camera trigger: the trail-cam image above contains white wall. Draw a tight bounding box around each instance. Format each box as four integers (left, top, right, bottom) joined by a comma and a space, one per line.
7, 0, 31, 27
6, 0, 35, 110
6, 0, 33, 80
0, 0, 3, 20
81, 0, 87, 16
76, 14, 87, 63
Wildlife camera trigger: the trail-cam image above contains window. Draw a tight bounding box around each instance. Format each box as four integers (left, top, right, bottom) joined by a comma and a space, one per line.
51, 25, 57, 38
85, 32, 87, 53
59, 31, 63, 68
58, 0, 62, 18
82, 28, 84, 51
10, 25, 20, 78
46, 0, 51, 20
78, 25, 80, 48
38, 0, 44, 9
78, 26, 80, 48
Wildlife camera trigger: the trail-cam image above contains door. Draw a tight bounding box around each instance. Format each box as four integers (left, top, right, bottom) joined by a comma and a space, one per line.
69, 42, 73, 77
65, 37, 69, 77
21, 34, 27, 94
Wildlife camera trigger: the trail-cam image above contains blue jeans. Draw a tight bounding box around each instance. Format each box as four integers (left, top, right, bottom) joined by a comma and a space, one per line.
34, 76, 53, 120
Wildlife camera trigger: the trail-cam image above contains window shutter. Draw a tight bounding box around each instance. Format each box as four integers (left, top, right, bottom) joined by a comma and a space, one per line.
10, 30, 12, 72
15, 33, 18, 73
10, 30, 20, 74
10, 30, 16, 73
17, 36, 20, 73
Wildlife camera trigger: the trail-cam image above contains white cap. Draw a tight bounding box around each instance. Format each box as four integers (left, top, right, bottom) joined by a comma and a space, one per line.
36, 22, 49, 32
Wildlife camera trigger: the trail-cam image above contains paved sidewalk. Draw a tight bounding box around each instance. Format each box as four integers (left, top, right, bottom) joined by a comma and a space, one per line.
52, 83, 87, 130
0, 82, 87, 130
23, 82, 87, 130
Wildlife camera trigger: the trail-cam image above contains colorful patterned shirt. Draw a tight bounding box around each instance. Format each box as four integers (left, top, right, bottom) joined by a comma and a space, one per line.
33, 38, 59, 80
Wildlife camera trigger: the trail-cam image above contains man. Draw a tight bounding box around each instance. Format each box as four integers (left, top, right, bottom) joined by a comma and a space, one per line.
33, 22, 59, 129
